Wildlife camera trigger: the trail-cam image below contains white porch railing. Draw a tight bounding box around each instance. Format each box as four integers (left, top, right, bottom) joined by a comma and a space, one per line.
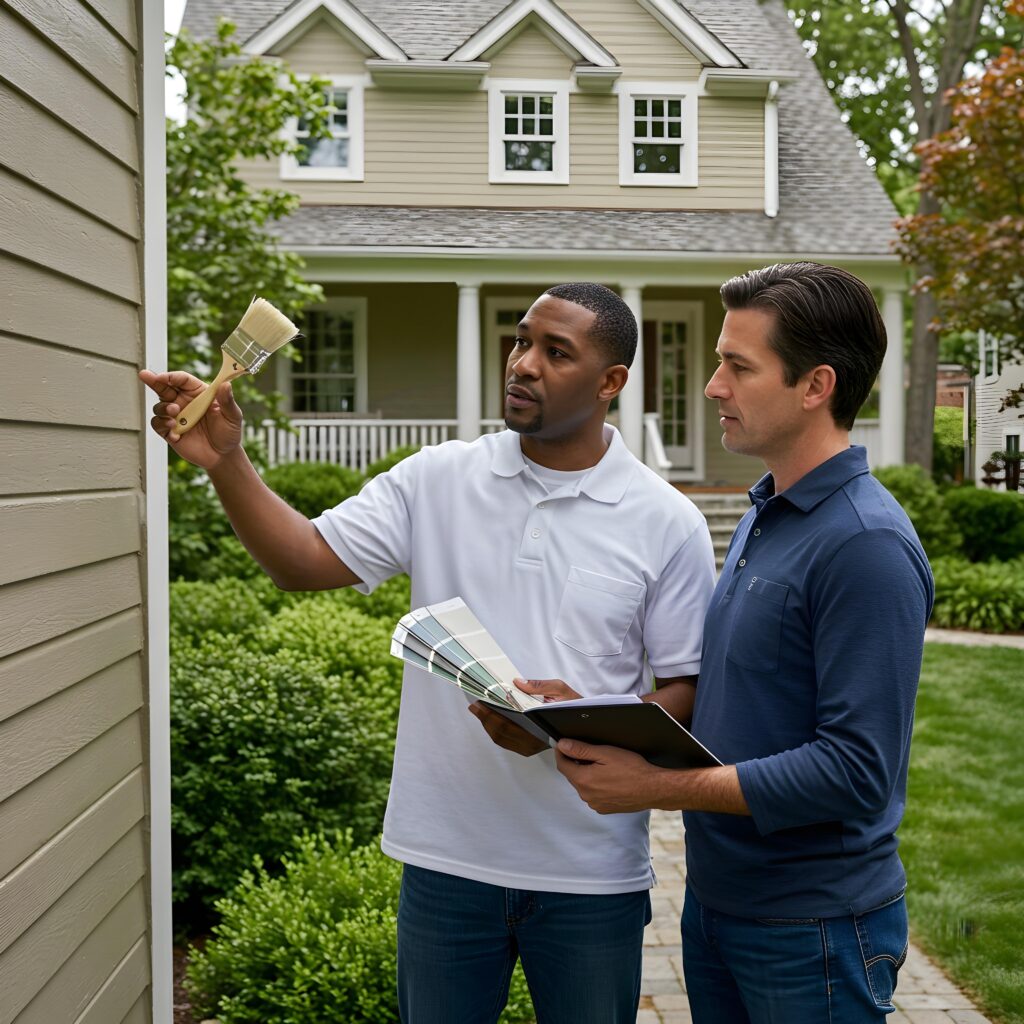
643, 412, 672, 479
250, 418, 505, 471
849, 419, 882, 468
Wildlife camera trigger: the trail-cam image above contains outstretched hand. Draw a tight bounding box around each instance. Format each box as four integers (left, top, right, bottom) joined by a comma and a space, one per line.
139, 369, 243, 470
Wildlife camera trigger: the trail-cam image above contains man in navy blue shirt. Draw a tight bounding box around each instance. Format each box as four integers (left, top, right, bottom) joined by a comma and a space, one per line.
556, 262, 934, 1023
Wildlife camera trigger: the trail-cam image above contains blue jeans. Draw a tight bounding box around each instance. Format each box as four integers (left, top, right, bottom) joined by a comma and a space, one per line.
681, 885, 909, 1023
397, 864, 652, 1024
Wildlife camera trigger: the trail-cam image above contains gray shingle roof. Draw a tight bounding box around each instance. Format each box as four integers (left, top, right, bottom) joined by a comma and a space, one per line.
182, 0, 898, 255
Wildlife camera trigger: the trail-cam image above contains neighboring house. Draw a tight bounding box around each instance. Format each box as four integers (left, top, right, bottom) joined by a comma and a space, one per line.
936, 363, 970, 408
975, 334, 1023, 491
183, 0, 909, 482
0, 2, 171, 1023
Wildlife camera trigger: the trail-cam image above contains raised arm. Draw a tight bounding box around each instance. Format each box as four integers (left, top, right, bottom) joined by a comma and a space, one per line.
141, 370, 360, 591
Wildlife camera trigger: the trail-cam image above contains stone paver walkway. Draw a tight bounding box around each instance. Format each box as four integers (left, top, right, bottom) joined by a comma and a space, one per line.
925, 626, 1024, 649
639, 810, 992, 1024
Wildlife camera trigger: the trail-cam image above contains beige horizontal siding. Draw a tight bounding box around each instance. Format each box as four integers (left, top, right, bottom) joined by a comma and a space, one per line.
4, 0, 138, 112
255, 8, 764, 209
0, 424, 141, 495
0, 6, 151, 1017
269, 16, 368, 74
0, 6, 138, 170
0, 769, 145, 954
0, 715, 143, 878
0, 555, 142, 659
0, 335, 142, 429
0, 83, 140, 237
563, 0, 705, 77
0, 831, 146, 1024
0, 170, 140, 301
0, 256, 141, 362
1, 493, 141, 586
0, 657, 143, 802
487, 23, 574, 77
0, 609, 143, 723
16, 882, 147, 1024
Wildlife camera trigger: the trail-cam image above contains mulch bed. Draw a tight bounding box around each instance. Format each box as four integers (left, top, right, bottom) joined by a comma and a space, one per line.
173, 942, 204, 1024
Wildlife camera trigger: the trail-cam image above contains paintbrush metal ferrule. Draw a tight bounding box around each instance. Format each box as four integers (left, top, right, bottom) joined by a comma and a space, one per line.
222, 326, 270, 374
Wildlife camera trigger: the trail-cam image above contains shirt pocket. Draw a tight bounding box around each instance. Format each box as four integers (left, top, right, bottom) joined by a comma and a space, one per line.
554, 566, 645, 658
725, 575, 789, 673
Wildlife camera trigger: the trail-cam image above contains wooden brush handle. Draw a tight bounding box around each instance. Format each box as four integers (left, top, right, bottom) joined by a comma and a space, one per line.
176, 351, 247, 435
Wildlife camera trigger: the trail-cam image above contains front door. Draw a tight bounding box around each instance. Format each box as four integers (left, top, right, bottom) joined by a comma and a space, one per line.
644, 302, 702, 470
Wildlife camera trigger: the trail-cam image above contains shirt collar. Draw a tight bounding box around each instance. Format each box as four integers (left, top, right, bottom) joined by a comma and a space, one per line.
490, 423, 636, 504
748, 446, 871, 513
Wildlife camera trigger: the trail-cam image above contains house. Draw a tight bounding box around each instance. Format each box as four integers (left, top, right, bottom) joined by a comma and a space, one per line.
181, 0, 908, 483
975, 334, 1023, 491
0, 1, 170, 1022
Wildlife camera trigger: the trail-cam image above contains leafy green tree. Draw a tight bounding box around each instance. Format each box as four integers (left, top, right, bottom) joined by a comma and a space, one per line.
782, 0, 1023, 469
166, 22, 330, 407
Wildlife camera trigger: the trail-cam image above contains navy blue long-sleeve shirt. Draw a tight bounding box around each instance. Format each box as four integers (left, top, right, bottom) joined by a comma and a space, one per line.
685, 447, 934, 918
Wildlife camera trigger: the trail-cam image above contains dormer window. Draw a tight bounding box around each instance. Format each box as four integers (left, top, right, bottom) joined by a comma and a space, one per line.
488, 79, 569, 184
282, 75, 365, 182
618, 84, 698, 187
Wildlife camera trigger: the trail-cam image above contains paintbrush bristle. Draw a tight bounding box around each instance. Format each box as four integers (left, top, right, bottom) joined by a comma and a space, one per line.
236, 297, 299, 354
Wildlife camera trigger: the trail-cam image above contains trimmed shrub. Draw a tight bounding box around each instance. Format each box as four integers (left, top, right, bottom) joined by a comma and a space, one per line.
187, 832, 536, 1024
932, 406, 966, 483
931, 557, 1024, 633
323, 573, 412, 622
168, 457, 233, 581
170, 577, 277, 644
364, 444, 420, 480
170, 618, 397, 929
942, 486, 1024, 562
873, 465, 962, 558
263, 461, 364, 518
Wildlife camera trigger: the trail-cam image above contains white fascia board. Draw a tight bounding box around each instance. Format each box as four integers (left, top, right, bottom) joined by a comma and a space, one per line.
701, 67, 797, 95
243, 0, 407, 60
635, 0, 742, 68
450, 0, 617, 67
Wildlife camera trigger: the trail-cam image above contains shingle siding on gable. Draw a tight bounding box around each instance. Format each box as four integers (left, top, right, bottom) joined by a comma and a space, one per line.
0, 0, 154, 1019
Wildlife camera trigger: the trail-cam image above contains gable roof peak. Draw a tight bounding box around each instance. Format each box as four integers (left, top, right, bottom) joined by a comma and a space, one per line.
242, 0, 408, 61
448, 0, 617, 67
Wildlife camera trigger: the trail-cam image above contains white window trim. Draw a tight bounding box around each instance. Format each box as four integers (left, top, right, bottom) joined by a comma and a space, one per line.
488, 78, 570, 185
618, 82, 698, 188
281, 74, 365, 182
278, 296, 369, 414
484, 295, 539, 417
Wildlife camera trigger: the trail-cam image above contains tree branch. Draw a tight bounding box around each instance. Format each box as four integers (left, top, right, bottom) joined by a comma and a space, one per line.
889, 0, 933, 132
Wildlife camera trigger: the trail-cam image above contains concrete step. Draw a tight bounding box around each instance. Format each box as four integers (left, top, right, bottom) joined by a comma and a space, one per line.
675, 491, 748, 569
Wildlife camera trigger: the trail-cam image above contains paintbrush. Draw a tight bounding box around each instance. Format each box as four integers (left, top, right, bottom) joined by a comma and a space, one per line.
175, 297, 300, 434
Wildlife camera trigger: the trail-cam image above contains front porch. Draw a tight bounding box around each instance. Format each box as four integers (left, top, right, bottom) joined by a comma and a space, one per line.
255, 251, 906, 484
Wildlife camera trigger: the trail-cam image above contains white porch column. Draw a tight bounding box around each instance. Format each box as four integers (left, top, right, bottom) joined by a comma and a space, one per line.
618, 284, 645, 458
456, 283, 482, 442
879, 288, 906, 466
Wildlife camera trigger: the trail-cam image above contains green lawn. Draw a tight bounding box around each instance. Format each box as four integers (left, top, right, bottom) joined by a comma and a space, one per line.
901, 643, 1024, 1024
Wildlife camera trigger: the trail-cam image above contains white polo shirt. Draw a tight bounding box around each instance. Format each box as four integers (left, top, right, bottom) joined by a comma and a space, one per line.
313, 424, 715, 893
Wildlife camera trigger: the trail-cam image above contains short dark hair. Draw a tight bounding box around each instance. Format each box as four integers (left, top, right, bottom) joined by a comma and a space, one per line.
544, 282, 638, 368
719, 262, 887, 430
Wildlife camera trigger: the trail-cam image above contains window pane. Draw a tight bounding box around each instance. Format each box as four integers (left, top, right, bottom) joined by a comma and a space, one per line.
298, 136, 350, 168
651, 120, 664, 138
651, 99, 664, 117
634, 119, 646, 137
668, 99, 681, 117
522, 95, 535, 114
668, 120, 681, 139
633, 143, 681, 174
505, 117, 518, 135
505, 140, 554, 172
505, 95, 517, 114
523, 118, 535, 134
538, 117, 553, 136
634, 98, 646, 116
539, 95, 553, 114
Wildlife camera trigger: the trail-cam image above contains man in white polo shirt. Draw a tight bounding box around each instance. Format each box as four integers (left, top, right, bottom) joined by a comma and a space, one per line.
141, 283, 715, 1024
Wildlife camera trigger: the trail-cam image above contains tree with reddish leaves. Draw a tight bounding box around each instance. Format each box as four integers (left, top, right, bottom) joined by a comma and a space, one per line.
895, 2, 1024, 364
